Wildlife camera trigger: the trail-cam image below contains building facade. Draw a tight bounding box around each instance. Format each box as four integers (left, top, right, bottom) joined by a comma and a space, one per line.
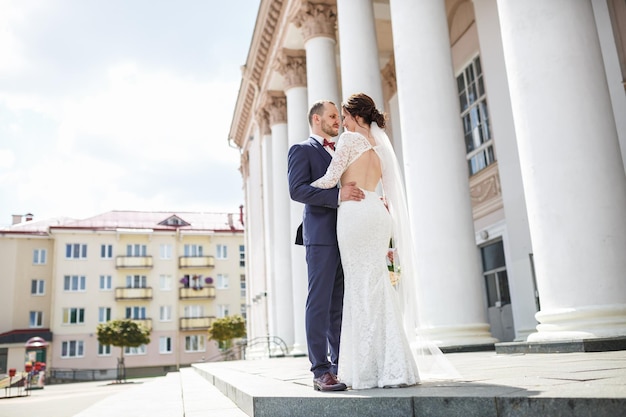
230, 0, 626, 353
0, 211, 245, 378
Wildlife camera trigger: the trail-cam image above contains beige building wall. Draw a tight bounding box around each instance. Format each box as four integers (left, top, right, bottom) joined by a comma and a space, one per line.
1, 211, 245, 377
0, 221, 55, 374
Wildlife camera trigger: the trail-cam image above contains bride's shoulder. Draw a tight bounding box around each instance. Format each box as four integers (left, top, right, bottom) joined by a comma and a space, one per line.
339, 131, 367, 142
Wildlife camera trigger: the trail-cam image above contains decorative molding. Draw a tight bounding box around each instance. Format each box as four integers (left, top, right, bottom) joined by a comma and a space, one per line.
275, 48, 308, 89
230, 0, 285, 148
381, 55, 397, 96
263, 91, 288, 126
291, 0, 337, 42
469, 162, 503, 219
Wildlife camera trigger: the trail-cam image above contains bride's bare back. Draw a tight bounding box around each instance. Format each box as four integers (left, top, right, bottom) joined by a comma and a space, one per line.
311, 130, 382, 193
340, 146, 381, 192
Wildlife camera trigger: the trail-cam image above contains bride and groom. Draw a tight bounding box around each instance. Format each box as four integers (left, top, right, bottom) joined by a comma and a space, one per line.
288, 93, 445, 391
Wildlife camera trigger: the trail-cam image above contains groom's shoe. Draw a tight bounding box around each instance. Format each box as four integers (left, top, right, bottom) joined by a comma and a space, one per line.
313, 372, 347, 391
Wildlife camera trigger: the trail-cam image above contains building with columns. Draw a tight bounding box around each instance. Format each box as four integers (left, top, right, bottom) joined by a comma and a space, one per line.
230, 0, 626, 354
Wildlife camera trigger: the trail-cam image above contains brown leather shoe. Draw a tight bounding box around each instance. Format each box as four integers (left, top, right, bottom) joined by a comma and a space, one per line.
313, 372, 347, 391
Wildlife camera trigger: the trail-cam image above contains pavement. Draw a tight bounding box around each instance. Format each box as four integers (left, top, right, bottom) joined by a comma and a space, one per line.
0, 350, 625, 417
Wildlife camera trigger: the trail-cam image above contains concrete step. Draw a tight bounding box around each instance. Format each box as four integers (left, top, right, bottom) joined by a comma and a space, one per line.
192, 352, 626, 417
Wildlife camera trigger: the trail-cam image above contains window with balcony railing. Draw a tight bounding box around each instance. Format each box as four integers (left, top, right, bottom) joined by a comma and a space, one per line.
184, 244, 204, 257
126, 244, 147, 257
126, 275, 147, 288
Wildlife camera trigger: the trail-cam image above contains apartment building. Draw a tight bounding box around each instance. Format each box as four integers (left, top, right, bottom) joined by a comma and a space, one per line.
0, 210, 245, 378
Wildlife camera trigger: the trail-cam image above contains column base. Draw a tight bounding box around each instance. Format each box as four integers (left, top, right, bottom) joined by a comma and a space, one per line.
527, 303, 626, 342
417, 323, 499, 347
289, 343, 307, 357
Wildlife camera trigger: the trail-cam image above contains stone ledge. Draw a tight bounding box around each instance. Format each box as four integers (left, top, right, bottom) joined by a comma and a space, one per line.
495, 336, 626, 354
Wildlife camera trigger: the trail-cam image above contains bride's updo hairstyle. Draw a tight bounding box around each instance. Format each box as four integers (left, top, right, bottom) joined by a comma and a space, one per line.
342, 93, 386, 129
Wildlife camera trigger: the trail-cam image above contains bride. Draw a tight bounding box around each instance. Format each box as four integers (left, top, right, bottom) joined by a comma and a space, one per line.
311, 93, 457, 389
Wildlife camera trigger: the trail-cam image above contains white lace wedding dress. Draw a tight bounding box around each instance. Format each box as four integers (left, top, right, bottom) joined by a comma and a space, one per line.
312, 131, 420, 389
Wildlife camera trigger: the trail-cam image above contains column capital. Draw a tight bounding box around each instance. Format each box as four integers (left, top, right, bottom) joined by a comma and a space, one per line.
262, 91, 287, 126
275, 48, 307, 90
291, 0, 337, 43
255, 109, 271, 136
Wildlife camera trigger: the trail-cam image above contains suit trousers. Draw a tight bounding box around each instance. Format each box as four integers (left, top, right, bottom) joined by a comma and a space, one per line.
305, 244, 344, 378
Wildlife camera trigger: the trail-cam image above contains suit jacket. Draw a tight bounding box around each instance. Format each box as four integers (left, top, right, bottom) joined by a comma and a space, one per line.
288, 137, 340, 246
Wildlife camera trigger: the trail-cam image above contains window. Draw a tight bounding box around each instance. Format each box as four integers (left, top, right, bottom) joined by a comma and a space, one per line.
124, 345, 147, 355
31, 279, 45, 295
61, 340, 84, 358
64, 275, 86, 292
240, 275, 246, 297
159, 306, 172, 321
184, 335, 205, 352
29, 311, 43, 328
159, 244, 172, 260
33, 249, 47, 265
126, 275, 147, 288
481, 241, 510, 308
100, 244, 113, 259
98, 307, 111, 323
457, 55, 494, 176
184, 244, 203, 257
240, 304, 247, 320
239, 245, 245, 267
183, 305, 203, 318
125, 306, 146, 319
98, 343, 111, 356
217, 274, 229, 289
65, 243, 87, 259
62, 308, 85, 324
99, 275, 112, 291
216, 244, 227, 259
218, 304, 229, 318
159, 275, 172, 291
126, 244, 147, 257
159, 337, 172, 354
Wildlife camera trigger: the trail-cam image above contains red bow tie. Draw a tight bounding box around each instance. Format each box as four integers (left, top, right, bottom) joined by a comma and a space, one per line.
323, 138, 335, 151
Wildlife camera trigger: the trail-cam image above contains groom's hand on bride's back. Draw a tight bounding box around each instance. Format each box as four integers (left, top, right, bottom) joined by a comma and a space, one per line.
340, 182, 365, 202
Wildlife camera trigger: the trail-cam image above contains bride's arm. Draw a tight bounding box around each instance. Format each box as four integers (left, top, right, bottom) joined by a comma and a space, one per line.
311, 134, 352, 189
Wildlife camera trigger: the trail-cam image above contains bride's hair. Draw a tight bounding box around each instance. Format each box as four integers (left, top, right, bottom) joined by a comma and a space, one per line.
342, 93, 386, 129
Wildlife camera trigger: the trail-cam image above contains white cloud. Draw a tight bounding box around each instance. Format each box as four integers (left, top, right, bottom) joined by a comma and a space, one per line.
0, 0, 257, 225
0, 149, 15, 169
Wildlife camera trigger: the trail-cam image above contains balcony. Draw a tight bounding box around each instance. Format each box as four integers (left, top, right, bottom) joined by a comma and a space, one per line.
179, 316, 214, 331
130, 318, 152, 331
179, 286, 216, 300
116, 256, 153, 269
178, 256, 215, 268
115, 287, 153, 300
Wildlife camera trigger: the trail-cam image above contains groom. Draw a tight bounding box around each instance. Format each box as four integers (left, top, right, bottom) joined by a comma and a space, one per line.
287, 100, 364, 391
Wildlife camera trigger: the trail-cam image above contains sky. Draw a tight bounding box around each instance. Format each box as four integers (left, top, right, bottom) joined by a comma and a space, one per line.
0, 0, 260, 226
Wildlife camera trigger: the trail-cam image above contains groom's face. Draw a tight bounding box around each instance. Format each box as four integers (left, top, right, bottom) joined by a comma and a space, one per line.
319, 103, 340, 138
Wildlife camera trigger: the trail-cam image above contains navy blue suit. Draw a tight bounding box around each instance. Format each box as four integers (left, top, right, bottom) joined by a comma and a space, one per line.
288, 137, 344, 378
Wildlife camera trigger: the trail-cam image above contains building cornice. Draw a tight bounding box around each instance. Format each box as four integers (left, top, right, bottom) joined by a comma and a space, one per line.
228, 0, 287, 149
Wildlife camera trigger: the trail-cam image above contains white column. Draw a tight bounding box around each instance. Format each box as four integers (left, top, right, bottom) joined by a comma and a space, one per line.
389, 0, 496, 345
245, 127, 269, 346
496, 0, 626, 341
292, 1, 341, 106
336, 0, 384, 105
472, 0, 537, 340
276, 49, 310, 355
258, 111, 275, 353
264, 91, 295, 348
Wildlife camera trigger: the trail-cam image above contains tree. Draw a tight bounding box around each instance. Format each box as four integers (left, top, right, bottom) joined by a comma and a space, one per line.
97, 319, 151, 382
208, 315, 246, 355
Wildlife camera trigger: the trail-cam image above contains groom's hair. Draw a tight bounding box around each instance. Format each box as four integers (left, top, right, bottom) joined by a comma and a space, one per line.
308, 100, 336, 126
